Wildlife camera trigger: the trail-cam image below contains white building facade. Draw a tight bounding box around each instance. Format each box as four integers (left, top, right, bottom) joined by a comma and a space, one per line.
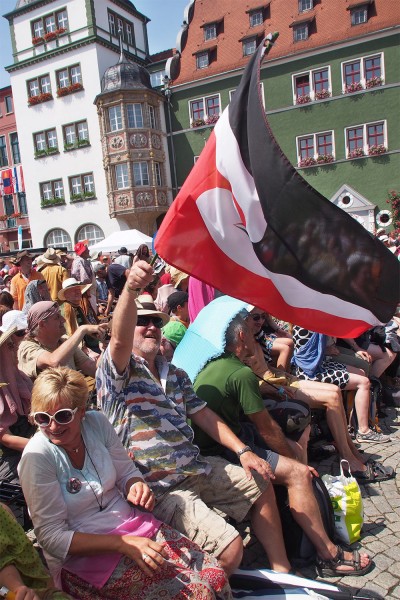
4, 0, 171, 249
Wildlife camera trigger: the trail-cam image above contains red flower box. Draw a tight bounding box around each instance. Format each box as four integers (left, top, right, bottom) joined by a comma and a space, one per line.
57, 82, 83, 97
32, 36, 44, 45
28, 92, 53, 106
44, 31, 57, 42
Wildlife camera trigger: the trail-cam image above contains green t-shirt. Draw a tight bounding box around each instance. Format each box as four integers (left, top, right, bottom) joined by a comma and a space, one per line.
193, 353, 264, 455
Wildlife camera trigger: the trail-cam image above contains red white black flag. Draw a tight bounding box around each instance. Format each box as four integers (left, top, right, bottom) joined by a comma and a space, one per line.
156, 33, 399, 337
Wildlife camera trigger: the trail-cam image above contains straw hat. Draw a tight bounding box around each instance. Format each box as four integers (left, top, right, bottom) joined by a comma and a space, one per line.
40, 248, 61, 265
0, 310, 28, 348
58, 278, 92, 301
135, 295, 169, 326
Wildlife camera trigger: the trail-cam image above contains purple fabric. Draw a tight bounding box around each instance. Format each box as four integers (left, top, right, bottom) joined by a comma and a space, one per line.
188, 276, 215, 322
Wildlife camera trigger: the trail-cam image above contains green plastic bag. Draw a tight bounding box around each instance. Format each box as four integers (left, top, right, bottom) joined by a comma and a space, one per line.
322, 460, 363, 544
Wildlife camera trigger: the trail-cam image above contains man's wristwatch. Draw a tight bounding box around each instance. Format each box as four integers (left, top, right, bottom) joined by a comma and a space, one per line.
237, 445, 252, 458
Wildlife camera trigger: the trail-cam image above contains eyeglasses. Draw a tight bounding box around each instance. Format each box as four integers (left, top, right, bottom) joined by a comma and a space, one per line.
14, 330, 26, 338
33, 407, 78, 428
137, 316, 164, 329
250, 313, 266, 322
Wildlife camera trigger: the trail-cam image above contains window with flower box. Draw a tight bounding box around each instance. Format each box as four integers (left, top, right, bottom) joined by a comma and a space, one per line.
10, 133, 20, 164
189, 94, 221, 127
56, 65, 82, 95
63, 120, 89, 151
107, 10, 135, 46
31, 9, 68, 41
342, 54, 383, 92
34, 129, 58, 157
109, 106, 122, 132
297, 130, 335, 166
69, 173, 95, 201
133, 162, 149, 186
345, 121, 387, 158
27, 75, 52, 101
0, 136, 8, 167
40, 179, 64, 206
293, 67, 331, 104
115, 164, 129, 189
127, 103, 143, 128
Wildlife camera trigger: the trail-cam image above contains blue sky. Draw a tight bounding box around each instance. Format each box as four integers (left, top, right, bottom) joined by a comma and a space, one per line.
0, 0, 188, 89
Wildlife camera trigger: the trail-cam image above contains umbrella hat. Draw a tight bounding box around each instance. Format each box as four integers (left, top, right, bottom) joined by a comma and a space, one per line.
173, 295, 253, 383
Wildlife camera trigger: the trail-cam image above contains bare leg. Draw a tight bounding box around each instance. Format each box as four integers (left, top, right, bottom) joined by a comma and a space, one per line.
345, 370, 370, 434
287, 424, 310, 464
368, 344, 396, 378
250, 484, 292, 573
274, 457, 370, 570
271, 338, 294, 371
216, 535, 243, 576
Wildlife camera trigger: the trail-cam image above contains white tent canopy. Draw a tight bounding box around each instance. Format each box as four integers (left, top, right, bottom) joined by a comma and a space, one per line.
89, 229, 153, 253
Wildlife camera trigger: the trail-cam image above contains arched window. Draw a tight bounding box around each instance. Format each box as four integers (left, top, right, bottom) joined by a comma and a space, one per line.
45, 228, 72, 250
76, 223, 104, 246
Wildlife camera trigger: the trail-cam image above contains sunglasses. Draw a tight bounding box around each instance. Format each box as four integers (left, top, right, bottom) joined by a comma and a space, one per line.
33, 407, 78, 428
137, 316, 164, 329
250, 313, 266, 322
14, 330, 26, 337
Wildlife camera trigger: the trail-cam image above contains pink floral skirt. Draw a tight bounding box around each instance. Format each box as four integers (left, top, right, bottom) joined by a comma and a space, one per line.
61, 523, 232, 599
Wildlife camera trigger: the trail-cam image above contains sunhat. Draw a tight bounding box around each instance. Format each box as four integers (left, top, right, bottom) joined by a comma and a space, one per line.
0, 310, 28, 347
40, 248, 61, 265
135, 295, 169, 326
58, 278, 92, 301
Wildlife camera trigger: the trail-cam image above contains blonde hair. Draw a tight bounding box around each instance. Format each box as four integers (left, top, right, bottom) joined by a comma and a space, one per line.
31, 366, 88, 414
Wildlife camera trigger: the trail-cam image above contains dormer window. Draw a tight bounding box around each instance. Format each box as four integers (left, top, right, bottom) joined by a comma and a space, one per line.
347, 0, 372, 25
299, 0, 313, 12
196, 52, 209, 69
249, 10, 263, 27
293, 23, 309, 41
243, 37, 257, 56
204, 23, 217, 41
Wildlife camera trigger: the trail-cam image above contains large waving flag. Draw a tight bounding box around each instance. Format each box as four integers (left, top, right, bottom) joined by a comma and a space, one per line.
156, 33, 399, 337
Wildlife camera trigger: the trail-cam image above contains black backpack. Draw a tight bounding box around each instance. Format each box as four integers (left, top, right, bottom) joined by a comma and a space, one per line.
275, 475, 337, 567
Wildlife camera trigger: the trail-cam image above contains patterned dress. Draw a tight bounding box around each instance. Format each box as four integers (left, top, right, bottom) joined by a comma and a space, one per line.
292, 326, 350, 389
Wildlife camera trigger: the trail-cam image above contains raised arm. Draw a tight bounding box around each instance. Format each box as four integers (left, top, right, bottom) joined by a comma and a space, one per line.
110, 260, 154, 374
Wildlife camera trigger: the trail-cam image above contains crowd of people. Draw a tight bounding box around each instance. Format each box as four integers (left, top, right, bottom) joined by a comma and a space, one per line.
0, 236, 398, 599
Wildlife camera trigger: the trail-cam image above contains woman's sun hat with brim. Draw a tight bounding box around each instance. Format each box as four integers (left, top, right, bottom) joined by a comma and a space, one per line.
173, 295, 253, 383
0, 310, 28, 348
58, 278, 92, 301
135, 295, 169, 326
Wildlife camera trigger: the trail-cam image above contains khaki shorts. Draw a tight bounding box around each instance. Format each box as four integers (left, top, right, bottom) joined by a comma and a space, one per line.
152, 455, 269, 557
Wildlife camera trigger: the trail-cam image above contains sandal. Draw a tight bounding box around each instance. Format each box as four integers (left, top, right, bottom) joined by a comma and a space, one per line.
353, 460, 395, 483
316, 546, 373, 578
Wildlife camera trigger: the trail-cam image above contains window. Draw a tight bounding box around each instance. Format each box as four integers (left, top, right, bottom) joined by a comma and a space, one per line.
351, 6, 368, 25
115, 164, 129, 189
154, 162, 162, 187
107, 10, 135, 46
297, 130, 335, 165
299, 0, 313, 12
63, 120, 89, 148
70, 173, 95, 198
342, 54, 383, 91
243, 38, 257, 56
148, 105, 157, 129
45, 228, 72, 250
4, 195, 14, 217
18, 192, 27, 215
293, 67, 331, 103
10, 133, 20, 164
133, 162, 149, 186
34, 129, 58, 153
204, 23, 217, 41
109, 106, 122, 132
56, 65, 81, 89
346, 121, 386, 157
31, 9, 68, 37
76, 224, 104, 245
127, 103, 143, 128
249, 10, 263, 27
40, 179, 64, 201
150, 71, 164, 88
5, 96, 13, 113
0, 136, 8, 167
293, 23, 309, 41
196, 52, 209, 69
189, 94, 221, 125
27, 75, 51, 97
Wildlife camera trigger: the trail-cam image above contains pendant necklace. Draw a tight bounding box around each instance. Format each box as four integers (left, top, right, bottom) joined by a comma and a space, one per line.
69, 439, 104, 511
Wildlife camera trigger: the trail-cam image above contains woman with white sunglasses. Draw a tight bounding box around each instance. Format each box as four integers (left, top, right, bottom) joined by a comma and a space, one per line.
18, 367, 231, 600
